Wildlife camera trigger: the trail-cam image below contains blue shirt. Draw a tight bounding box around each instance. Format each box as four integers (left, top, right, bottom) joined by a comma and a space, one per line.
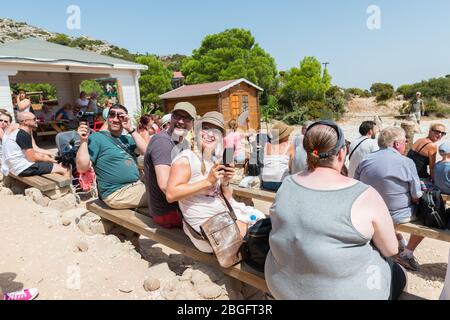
434, 161, 450, 195
354, 147, 423, 223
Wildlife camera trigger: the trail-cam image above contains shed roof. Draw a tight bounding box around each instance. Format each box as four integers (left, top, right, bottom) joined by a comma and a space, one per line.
0, 38, 147, 70
160, 78, 263, 99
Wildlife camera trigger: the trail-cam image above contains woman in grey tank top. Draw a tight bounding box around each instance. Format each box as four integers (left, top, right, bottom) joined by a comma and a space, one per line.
265, 120, 407, 300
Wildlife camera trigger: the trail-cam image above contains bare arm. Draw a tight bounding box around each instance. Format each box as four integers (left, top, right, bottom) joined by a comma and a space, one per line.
17, 99, 31, 112
129, 131, 148, 155
75, 124, 92, 173
428, 145, 438, 180
32, 136, 55, 157
23, 148, 55, 163
166, 159, 224, 203
154, 164, 172, 194
352, 187, 398, 258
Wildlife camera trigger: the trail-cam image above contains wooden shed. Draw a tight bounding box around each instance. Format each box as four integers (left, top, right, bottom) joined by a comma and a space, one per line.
159, 78, 263, 130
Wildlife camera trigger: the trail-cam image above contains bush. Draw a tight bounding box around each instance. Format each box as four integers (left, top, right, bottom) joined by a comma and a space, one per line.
424, 98, 450, 117
396, 78, 450, 102
371, 83, 394, 101
345, 88, 371, 98
376, 88, 394, 102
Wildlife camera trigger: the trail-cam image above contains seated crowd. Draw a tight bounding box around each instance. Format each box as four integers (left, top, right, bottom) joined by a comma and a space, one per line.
2, 98, 450, 300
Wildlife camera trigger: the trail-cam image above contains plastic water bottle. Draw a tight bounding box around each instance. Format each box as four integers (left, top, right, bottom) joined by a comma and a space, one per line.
248, 215, 257, 228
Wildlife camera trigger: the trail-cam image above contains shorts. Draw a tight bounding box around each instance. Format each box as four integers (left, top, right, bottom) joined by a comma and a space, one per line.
392, 206, 419, 225
412, 111, 421, 122
152, 210, 182, 229
19, 162, 53, 177
103, 181, 147, 210
388, 259, 408, 300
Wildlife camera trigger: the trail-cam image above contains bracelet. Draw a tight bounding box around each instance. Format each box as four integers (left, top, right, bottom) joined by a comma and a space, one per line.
222, 182, 230, 187
128, 128, 136, 135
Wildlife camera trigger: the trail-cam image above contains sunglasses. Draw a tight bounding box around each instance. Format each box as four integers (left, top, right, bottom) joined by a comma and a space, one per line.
433, 129, 447, 136
0, 119, 9, 124
108, 111, 126, 121
172, 112, 193, 122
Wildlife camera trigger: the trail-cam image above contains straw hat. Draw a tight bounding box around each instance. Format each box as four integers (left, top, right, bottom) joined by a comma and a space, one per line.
271, 121, 294, 141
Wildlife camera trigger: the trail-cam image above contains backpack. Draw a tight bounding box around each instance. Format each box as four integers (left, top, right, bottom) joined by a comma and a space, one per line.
240, 218, 272, 272
418, 186, 448, 229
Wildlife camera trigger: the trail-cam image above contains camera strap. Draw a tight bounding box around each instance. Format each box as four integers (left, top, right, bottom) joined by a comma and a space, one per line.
99, 131, 137, 162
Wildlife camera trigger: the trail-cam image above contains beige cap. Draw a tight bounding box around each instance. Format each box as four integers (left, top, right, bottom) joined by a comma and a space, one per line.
173, 102, 197, 119
201, 111, 225, 132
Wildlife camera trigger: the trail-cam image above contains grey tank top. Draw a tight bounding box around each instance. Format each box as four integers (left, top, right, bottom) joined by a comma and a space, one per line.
265, 175, 392, 300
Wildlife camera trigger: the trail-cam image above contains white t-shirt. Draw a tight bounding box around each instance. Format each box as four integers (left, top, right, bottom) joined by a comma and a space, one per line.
1, 129, 34, 176
172, 149, 265, 253
76, 98, 90, 108
348, 136, 379, 178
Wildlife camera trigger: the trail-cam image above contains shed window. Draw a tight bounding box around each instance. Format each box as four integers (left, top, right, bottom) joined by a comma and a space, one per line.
242, 95, 248, 113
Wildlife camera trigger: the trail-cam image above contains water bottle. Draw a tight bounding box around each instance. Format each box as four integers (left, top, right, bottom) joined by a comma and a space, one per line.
420, 181, 427, 191
248, 215, 257, 228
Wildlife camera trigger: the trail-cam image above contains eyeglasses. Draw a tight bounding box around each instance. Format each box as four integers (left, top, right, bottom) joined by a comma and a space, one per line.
432, 129, 447, 136
172, 112, 193, 122
108, 110, 126, 121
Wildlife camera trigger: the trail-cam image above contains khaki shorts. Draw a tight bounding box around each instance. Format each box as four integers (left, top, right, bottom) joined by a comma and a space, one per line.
103, 181, 148, 210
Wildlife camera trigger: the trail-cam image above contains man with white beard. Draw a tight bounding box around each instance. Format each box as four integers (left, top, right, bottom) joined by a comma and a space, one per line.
144, 102, 197, 228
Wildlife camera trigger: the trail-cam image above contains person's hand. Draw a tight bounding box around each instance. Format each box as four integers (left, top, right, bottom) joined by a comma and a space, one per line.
222, 163, 235, 185
77, 122, 90, 143
206, 163, 226, 186
122, 115, 133, 133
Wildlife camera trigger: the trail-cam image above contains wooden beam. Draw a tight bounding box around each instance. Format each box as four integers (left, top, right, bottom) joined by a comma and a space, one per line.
42, 174, 71, 188
86, 200, 268, 293
231, 185, 276, 203
9, 174, 57, 192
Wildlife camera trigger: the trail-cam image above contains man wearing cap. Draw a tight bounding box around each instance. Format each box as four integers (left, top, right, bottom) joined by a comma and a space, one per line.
2, 112, 70, 178
410, 92, 425, 125
434, 142, 450, 195
76, 104, 148, 210
144, 102, 196, 228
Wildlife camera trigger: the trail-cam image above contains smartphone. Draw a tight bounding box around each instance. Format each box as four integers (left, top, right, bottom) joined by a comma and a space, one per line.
223, 147, 235, 167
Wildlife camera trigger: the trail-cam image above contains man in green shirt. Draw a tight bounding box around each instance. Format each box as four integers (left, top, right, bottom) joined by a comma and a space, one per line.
76, 104, 148, 209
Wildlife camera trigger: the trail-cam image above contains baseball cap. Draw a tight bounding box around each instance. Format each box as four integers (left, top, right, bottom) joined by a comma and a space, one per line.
201, 111, 225, 133
161, 114, 172, 127
173, 102, 197, 120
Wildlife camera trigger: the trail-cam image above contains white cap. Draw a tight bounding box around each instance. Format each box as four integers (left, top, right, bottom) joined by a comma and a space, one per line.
161, 114, 172, 127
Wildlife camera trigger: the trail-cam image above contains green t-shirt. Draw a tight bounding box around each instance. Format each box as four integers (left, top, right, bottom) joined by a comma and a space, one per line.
88, 131, 139, 199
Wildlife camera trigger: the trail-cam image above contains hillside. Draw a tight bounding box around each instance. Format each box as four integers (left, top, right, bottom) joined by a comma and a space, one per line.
0, 17, 186, 66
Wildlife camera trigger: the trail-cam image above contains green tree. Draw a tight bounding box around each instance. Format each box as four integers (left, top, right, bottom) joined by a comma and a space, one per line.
135, 55, 173, 107
279, 56, 332, 109
80, 80, 105, 102
181, 28, 278, 103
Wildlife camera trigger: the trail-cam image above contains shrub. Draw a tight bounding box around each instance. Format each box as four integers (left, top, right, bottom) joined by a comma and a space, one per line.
424, 98, 450, 117
345, 88, 371, 98
371, 83, 394, 101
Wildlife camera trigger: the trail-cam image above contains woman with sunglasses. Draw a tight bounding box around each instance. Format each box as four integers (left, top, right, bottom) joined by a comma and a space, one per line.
265, 120, 406, 300
408, 123, 447, 181
166, 112, 265, 253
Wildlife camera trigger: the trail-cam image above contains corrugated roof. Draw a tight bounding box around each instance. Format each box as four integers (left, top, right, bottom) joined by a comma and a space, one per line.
160, 78, 263, 99
0, 38, 147, 70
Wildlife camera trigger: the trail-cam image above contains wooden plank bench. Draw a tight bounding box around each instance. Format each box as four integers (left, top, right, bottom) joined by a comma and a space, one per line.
86, 200, 268, 293
9, 173, 71, 192
231, 185, 450, 243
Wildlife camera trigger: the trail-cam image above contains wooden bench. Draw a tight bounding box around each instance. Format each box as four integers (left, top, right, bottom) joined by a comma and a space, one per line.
231, 185, 450, 243
86, 200, 268, 293
9, 173, 71, 192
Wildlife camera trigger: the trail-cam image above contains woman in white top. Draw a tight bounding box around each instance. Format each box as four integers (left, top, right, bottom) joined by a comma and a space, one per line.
261, 121, 295, 191
16, 91, 32, 113
166, 111, 265, 253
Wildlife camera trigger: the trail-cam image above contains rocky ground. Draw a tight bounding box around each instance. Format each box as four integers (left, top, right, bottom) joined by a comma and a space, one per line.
0, 180, 263, 300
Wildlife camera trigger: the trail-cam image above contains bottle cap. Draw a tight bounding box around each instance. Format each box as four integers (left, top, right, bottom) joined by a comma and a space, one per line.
250, 215, 257, 221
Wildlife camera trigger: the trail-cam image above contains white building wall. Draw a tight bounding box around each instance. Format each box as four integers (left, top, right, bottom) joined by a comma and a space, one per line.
0, 71, 17, 116
111, 70, 142, 119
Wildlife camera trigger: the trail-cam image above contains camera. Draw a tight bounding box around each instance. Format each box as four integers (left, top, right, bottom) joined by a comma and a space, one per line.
55, 139, 79, 168
76, 111, 95, 122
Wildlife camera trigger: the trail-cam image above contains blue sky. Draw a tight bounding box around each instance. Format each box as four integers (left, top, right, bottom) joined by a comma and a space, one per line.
2, 0, 450, 89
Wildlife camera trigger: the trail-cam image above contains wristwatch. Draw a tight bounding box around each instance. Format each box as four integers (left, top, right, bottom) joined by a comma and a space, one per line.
222, 182, 230, 187
128, 128, 136, 135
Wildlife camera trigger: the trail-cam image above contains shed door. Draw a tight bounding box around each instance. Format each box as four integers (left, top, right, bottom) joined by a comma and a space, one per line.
231, 95, 240, 120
